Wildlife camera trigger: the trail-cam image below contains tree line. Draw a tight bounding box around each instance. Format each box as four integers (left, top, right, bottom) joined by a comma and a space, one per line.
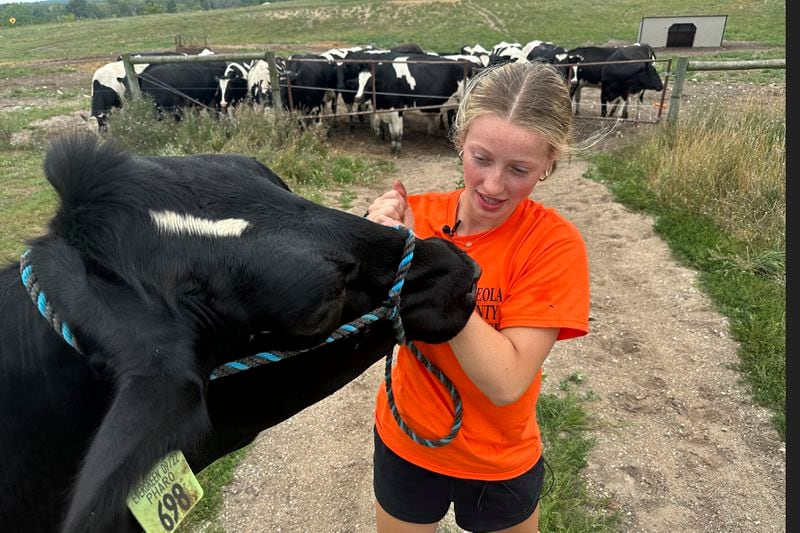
0, 0, 285, 27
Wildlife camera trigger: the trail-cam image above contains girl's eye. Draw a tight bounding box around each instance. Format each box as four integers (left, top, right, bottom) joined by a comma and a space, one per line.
511, 167, 530, 175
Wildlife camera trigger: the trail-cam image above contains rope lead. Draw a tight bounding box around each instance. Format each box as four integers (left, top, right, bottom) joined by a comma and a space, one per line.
19, 226, 463, 448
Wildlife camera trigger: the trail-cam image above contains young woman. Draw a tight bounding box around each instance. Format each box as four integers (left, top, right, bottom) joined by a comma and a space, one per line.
366, 60, 590, 533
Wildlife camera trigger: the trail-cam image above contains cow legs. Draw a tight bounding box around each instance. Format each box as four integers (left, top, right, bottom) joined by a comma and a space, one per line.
387, 111, 403, 154
61, 371, 210, 533
571, 84, 582, 115
370, 111, 383, 138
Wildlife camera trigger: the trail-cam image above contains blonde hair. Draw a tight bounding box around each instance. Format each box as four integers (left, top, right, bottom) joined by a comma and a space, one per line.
450, 61, 574, 172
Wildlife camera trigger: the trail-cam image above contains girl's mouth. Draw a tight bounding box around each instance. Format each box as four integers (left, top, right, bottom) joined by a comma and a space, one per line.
477, 192, 504, 211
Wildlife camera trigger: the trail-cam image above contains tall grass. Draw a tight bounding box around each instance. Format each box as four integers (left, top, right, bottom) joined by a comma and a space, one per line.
105, 96, 391, 196
635, 98, 785, 253
587, 98, 786, 436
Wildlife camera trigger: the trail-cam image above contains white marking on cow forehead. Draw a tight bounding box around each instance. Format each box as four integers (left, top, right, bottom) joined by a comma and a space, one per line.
356, 70, 372, 100
392, 57, 416, 90
555, 53, 567, 62
150, 210, 251, 238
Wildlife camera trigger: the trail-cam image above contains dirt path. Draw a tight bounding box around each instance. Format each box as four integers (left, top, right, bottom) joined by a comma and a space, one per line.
216, 119, 785, 532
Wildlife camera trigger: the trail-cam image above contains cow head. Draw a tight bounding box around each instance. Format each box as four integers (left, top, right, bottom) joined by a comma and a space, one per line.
218, 63, 249, 109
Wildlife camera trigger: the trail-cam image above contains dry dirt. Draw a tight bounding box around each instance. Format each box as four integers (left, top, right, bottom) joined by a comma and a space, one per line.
3, 52, 785, 532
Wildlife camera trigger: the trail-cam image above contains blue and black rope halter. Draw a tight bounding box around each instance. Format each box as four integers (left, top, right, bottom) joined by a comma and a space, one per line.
19, 227, 462, 447
20, 250, 81, 353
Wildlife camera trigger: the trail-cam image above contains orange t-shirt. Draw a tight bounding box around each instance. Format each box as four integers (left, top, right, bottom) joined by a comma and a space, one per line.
374, 189, 590, 480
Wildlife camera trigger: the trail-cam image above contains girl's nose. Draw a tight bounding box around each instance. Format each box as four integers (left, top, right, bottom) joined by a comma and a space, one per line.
482, 165, 505, 195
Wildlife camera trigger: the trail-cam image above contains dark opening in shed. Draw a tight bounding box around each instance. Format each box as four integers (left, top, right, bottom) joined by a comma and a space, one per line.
667, 23, 697, 47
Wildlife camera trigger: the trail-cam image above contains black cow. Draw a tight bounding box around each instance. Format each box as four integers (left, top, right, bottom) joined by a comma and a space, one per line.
89, 52, 184, 131
600, 43, 663, 119
566, 45, 620, 115
281, 53, 340, 120
0, 132, 479, 532
138, 60, 228, 120
350, 52, 479, 153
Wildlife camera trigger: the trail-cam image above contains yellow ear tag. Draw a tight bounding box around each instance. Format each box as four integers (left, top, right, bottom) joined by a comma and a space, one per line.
126, 450, 204, 532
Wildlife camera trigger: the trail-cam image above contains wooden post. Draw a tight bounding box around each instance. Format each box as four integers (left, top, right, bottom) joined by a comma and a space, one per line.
667, 56, 688, 124
121, 54, 142, 100
265, 51, 283, 112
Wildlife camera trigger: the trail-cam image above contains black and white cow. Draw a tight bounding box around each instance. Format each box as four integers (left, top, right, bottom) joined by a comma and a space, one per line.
0, 132, 479, 532
350, 52, 478, 152
281, 53, 341, 120
245, 57, 287, 108
218, 61, 254, 112
600, 43, 663, 118
138, 59, 229, 120
321, 46, 372, 123
89, 52, 184, 131
523, 41, 578, 83
487, 41, 526, 66
566, 45, 620, 115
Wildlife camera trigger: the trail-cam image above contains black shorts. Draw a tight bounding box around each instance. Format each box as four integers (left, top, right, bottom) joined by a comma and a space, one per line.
373, 427, 545, 532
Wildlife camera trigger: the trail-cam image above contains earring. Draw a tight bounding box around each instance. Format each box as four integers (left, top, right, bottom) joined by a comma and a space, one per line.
458, 150, 464, 160
539, 169, 551, 182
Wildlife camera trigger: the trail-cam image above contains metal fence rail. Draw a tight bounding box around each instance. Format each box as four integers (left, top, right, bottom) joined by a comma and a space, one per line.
667, 58, 786, 123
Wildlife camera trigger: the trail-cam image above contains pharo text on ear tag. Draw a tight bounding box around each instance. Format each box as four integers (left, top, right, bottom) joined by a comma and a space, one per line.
126, 450, 204, 532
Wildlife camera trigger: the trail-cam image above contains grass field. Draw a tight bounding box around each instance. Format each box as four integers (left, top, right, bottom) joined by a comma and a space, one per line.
0, 0, 785, 63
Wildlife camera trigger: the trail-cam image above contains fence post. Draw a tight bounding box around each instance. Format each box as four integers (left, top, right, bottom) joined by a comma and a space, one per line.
667, 56, 689, 124
265, 51, 283, 112
121, 54, 142, 100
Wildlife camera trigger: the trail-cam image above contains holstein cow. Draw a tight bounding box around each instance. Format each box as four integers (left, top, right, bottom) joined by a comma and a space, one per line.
600, 43, 663, 119
246, 57, 287, 108
523, 41, 579, 83
333, 47, 392, 128
487, 41, 526, 66
351, 52, 479, 153
321, 46, 370, 125
0, 132, 479, 532
138, 59, 229, 120
88, 52, 184, 131
565, 45, 620, 115
218, 61, 254, 113
281, 53, 341, 122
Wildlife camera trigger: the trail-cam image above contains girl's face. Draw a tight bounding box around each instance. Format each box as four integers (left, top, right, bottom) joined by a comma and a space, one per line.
459, 114, 556, 233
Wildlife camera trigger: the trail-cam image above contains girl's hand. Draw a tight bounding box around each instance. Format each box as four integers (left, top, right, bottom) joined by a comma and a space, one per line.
366, 180, 415, 231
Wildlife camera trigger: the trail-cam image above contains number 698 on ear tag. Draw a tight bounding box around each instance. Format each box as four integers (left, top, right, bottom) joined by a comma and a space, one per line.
127, 450, 204, 532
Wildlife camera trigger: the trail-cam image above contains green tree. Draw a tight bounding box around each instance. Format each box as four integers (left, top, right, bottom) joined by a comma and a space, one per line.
66, 0, 89, 20
143, 1, 165, 15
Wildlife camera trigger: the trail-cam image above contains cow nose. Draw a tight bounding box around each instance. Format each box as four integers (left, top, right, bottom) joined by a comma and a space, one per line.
466, 260, 481, 307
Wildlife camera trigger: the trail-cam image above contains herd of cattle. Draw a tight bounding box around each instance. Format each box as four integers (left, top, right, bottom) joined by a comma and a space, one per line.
89, 40, 664, 152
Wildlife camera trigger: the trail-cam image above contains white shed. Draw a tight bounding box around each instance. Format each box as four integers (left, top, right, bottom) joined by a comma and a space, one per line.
638, 15, 728, 48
